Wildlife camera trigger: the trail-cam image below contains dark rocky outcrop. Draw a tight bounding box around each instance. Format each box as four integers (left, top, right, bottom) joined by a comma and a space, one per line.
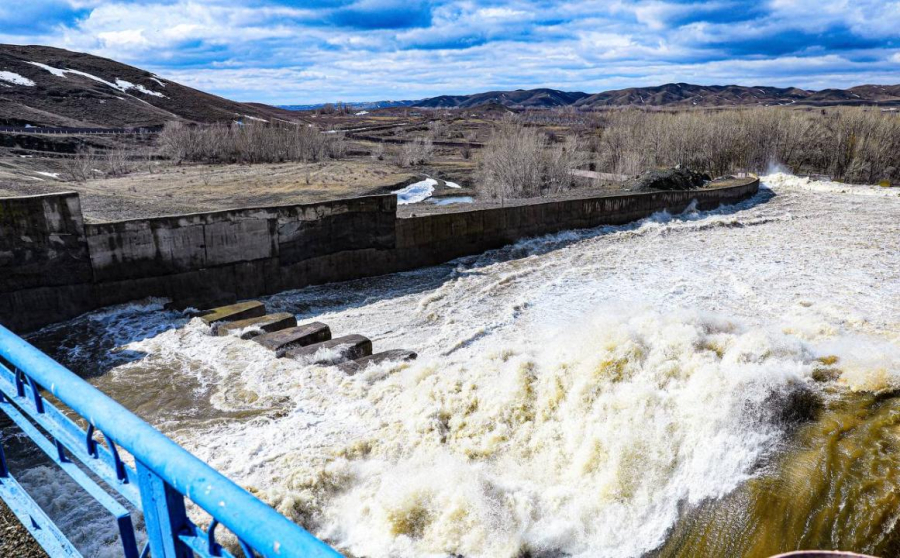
628, 168, 711, 192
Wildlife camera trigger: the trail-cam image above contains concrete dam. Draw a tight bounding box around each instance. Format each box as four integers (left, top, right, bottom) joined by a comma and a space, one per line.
0, 176, 759, 332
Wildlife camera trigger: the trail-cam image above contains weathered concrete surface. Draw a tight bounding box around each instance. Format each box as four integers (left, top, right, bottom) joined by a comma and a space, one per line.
340, 349, 418, 374
200, 301, 266, 326
254, 322, 331, 355
216, 312, 297, 339
285, 334, 373, 363
391, 178, 761, 269
84, 195, 396, 283
0, 192, 92, 292
0, 178, 760, 333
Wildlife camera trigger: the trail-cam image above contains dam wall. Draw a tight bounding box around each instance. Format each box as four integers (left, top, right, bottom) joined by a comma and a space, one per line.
0, 177, 759, 332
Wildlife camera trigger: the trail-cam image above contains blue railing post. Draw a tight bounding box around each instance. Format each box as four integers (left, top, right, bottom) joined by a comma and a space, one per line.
136, 461, 193, 558
0, 323, 344, 558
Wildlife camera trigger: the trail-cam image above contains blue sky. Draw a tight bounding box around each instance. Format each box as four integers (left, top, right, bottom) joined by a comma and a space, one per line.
2, 0, 899, 104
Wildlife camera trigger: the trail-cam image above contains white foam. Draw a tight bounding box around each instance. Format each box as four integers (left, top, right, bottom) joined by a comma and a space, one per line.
32, 175, 900, 557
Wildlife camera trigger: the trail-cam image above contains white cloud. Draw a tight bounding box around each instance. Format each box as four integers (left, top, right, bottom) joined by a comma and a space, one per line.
0, 0, 896, 104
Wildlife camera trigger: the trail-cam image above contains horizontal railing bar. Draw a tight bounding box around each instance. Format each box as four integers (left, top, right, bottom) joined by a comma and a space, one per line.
0, 473, 83, 557
0, 362, 142, 507
0, 324, 342, 558
0, 394, 132, 519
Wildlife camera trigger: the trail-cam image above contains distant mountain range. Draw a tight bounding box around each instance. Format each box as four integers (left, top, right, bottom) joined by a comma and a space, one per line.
3, 45, 899, 130
0, 45, 298, 128
285, 83, 900, 111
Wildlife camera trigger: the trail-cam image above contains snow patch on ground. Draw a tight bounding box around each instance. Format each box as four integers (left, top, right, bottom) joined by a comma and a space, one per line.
355, 111, 369, 116
35, 172, 61, 179
444, 181, 462, 189
150, 77, 166, 87
0, 71, 35, 86
115, 79, 166, 98
27, 61, 166, 98
243, 115, 267, 122
28, 62, 67, 77
393, 178, 438, 204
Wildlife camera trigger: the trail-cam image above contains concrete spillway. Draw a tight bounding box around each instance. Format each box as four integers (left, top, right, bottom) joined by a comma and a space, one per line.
17, 174, 900, 558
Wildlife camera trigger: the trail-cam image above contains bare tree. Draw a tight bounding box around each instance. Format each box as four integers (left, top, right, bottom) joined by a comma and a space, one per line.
157, 121, 348, 165
476, 117, 585, 202
396, 136, 434, 167
61, 147, 101, 182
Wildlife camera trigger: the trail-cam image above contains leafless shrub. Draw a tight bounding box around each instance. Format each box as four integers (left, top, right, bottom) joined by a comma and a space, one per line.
428, 120, 445, 138
157, 120, 347, 165
460, 143, 473, 160
104, 144, 133, 177
476, 117, 585, 202
594, 107, 900, 183
370, 142, 385, 161
62, 147, 101, 182
396, 136, 434, 167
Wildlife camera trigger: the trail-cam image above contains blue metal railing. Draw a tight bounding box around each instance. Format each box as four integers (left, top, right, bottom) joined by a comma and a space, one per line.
0, 323, 343, 558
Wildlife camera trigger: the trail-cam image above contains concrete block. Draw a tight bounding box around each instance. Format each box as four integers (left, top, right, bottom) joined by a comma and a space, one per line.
216, 312, 297, 339
199, 301, 266, 326
339, 349, 418, 374
285, 334, 372, 363
254, 322, 331, 355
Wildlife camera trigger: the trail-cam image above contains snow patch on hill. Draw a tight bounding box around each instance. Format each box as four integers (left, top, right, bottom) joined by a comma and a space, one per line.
27, 61, 166, 98
0, 70, 35, 86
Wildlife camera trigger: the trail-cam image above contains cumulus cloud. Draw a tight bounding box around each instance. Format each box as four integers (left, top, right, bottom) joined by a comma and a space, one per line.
1, 0, 898, 103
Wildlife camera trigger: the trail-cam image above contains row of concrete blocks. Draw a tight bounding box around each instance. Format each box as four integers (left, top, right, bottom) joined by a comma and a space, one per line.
197, 301, 417, 373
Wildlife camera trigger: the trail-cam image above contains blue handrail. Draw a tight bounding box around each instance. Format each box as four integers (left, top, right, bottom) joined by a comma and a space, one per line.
0, 323, 343, 558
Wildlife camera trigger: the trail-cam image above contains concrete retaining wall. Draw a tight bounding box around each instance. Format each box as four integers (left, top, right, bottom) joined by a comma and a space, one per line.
0, 177, 759, 332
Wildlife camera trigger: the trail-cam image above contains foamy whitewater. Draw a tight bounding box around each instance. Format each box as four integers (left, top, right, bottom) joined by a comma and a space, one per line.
29, 174, 900, 557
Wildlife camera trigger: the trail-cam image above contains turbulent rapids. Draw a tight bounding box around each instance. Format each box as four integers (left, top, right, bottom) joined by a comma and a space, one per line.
24, 174, 900, 558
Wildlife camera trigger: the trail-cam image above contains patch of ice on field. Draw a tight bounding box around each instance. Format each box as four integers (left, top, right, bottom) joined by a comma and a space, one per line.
393, 178, 438, 204
429, 196, 474, 206
0, 71, 35, 86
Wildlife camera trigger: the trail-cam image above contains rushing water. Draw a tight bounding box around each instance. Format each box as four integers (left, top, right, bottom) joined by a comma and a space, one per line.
23, 174, 900, 558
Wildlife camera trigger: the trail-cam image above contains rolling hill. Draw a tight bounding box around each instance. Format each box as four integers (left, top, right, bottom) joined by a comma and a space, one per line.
0, 45, 298, 128
282, 84, 900, 112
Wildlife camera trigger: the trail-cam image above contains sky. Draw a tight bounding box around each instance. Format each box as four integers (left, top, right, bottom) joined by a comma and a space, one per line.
1, 0, 899, 104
